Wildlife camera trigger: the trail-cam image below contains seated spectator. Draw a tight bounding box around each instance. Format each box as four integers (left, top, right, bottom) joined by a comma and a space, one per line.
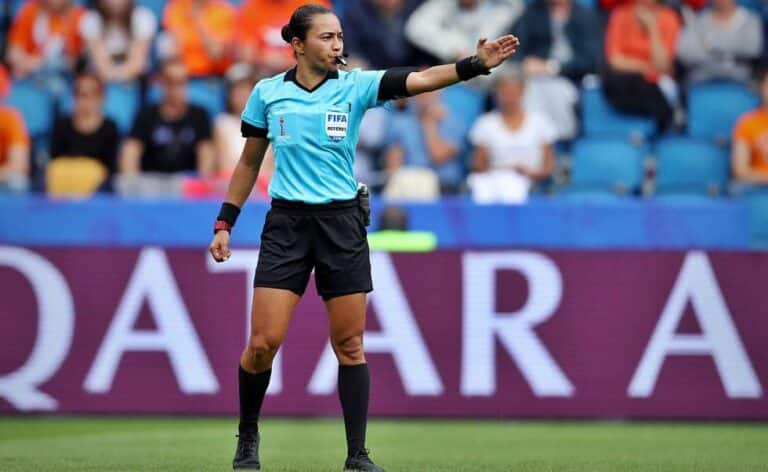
355, 106, 389, 190
731, 71, 768, 188
511, 0, 602, 140
0, 105, 31, 192
50, 72, 119, 183
405, 0, 523, 63
213, 62, 273, 197
677, 0, 762, 86
215, 63, 258, 173
118, 59, 214, 181
6, 0, 85, 94
342, 0, 422, 69
237, 0, 331, 75
162, 0, 236, 76
78, 0, 158, 83
602, 0, 681, 130
382, 90, 467, 196
468, 71, 556, 204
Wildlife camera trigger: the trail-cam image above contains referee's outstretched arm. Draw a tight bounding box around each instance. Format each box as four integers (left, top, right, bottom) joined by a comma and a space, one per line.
209, 137, 268, 262
405, 36, 519, 95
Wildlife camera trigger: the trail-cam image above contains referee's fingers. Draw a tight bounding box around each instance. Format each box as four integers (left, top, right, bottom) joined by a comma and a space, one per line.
209, 242, 225, 262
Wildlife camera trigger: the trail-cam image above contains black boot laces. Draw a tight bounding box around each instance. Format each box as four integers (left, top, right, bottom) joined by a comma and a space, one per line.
236, 433, 258, 456
351, 448, 372, 463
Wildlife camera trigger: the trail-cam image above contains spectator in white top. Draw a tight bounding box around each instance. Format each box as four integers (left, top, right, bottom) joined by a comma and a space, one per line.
468, 69, 557, 204
79, 0, 157, 82
677, 0, 762, 85
405, 0, 523, 63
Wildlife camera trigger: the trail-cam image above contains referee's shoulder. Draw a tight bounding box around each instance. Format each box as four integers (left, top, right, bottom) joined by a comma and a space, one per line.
255, 72, 287, 89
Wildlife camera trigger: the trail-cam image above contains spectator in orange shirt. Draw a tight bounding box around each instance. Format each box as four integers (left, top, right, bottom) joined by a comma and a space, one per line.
0, 106, 31, 192
5, 0, 85, 80
237, 0, 331, 74
602, 0, 681, 130
162, 0, 237, 76
732, 71, 768, 188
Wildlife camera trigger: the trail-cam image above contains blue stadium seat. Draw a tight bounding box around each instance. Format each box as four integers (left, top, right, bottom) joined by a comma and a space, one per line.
135, 0, 167, 21
654, 136, 729, 197
442, 83, 485, 129
581, 82, 657, 142
573, 0, 596, 8
4, 80, 54, 138
104, 82, 141, 134
148, 77, 225, 121
561, 137, 646, 196
687, 81, 759, 143
747, 193, 768, 249
59, 82, 141, 134
9, 0, 26, 17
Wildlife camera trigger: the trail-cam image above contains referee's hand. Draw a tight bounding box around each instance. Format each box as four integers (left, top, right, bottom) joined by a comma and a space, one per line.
209, 231, 232, 262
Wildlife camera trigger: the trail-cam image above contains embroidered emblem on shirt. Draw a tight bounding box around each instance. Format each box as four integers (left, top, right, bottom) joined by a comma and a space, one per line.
325, 112, 348, 142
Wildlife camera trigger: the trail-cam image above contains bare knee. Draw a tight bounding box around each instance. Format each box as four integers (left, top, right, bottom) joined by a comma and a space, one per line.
332, 334, 364, 364
245, 334, 281, 367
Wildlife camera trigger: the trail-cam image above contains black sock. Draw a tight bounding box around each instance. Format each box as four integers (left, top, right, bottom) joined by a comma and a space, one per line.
238, 366, 271, 435
338, 363, 370, 456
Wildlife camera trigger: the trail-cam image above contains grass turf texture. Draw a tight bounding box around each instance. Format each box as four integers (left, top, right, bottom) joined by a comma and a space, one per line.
0, 417, 766, 471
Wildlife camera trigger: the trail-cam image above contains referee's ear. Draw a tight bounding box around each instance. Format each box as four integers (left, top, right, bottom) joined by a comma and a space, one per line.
291, 37, 305, 57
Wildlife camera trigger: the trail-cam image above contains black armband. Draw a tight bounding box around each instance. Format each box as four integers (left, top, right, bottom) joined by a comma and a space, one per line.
377, 67, 419, 101
217, 202, 241, 227
241, 121, 267, 138
456, 55, 491, 81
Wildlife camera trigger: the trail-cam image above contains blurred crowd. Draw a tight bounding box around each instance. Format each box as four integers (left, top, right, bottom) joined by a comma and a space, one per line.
2, 0, 768, 202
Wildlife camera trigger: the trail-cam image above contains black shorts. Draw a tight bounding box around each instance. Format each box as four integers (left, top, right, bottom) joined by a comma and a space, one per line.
253, 198, 372, 300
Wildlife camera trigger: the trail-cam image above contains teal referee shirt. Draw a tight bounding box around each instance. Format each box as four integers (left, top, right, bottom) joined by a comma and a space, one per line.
241, 67, 387, 204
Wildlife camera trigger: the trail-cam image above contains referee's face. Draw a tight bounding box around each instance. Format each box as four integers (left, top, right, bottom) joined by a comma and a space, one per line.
300, 13, 344, 72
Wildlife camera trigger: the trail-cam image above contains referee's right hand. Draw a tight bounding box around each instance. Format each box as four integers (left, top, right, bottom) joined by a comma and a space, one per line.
209, 231, 231, 262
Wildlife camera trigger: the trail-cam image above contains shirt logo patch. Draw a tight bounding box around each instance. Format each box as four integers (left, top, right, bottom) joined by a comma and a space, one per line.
325, 111, 348, 142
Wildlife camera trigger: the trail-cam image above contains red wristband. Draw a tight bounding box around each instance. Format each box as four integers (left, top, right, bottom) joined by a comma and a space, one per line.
214, 220, 232, 234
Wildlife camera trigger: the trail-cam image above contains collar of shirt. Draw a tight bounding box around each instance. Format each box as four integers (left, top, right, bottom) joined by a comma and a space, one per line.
284, 67, 339, 93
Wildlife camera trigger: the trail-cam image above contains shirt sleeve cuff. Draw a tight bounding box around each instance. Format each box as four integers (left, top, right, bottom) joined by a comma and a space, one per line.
241, 120, 268, 138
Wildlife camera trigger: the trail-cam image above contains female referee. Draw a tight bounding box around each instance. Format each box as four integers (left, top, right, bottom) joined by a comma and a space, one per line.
209, 4, 519, 471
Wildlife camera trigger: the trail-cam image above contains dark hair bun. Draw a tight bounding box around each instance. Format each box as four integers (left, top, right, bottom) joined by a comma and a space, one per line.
281, 24, 294, 43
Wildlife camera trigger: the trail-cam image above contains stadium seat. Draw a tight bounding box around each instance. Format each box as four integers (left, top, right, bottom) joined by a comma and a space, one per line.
4, 80, 54, 138
687, 81, 759, 144
653, 136, 728, 197
103, 82, 141, 134
747, 192, 768, 249
8, 0, 26, 17
135, 0, 167, 21
581, 81, 657, 142
59, 82, 141, 134
561, 137, 646, 196
148, 77, 225, 121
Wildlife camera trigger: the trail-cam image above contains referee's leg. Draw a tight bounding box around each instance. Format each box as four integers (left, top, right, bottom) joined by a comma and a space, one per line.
233, 287, 300, 470
327, 293, 384, 471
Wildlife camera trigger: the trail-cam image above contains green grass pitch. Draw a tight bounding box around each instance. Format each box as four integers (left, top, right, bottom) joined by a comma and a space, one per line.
1, 417, 766, 471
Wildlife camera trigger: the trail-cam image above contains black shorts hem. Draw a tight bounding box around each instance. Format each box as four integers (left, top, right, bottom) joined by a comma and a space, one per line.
320, 287, 373, 301
253, 281, 306, 297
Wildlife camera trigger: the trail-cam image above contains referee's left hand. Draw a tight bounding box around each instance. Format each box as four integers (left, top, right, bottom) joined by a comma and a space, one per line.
476, 35, 520, 70
209, 230, 231, 262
